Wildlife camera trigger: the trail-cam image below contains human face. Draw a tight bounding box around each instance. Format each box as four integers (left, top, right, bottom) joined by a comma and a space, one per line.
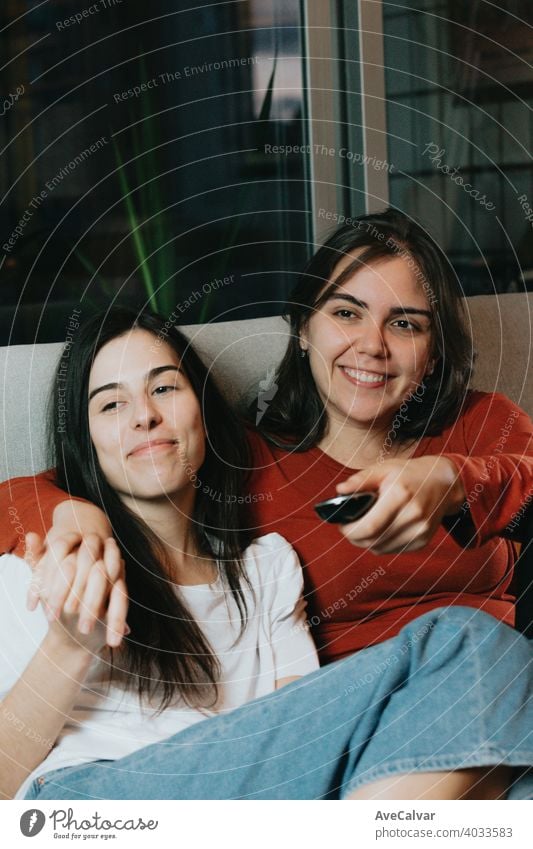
88, 329, 205, 505
300, 253, 435, 435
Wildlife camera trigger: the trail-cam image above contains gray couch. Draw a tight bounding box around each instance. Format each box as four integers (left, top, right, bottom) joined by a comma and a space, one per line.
1, 293, 532, 483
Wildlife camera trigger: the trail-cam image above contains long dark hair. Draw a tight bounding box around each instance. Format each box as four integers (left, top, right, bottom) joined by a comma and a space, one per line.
48, 307, 253, 711
255, 208, 473, 450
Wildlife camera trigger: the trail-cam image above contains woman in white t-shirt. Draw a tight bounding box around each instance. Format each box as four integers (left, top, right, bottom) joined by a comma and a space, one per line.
1, 308, 532, 801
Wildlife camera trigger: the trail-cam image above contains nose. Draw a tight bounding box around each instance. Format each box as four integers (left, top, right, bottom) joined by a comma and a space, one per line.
354, 318, 387, 358
130, 397, 162, 430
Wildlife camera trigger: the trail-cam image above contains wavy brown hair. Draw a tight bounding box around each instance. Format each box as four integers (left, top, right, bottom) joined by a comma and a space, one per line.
255, 208, 473, 450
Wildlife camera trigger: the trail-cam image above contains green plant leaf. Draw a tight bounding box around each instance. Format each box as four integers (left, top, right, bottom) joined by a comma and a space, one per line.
113, 138, 159, 311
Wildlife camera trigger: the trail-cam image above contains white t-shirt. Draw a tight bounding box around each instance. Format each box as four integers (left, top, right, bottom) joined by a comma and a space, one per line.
0, 533, 319, 799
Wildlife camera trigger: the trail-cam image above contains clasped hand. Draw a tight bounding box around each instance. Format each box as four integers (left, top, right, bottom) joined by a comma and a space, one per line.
25, 531, 129, 653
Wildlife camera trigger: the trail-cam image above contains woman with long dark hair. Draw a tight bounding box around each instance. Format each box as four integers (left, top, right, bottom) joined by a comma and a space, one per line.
2, 210, 533, 798
242, 208, 533, 662
0, 309, 321, 798
47, 308, 259, 708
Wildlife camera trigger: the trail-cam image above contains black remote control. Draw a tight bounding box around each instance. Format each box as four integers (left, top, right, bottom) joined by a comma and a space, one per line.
314, 492, 377, 524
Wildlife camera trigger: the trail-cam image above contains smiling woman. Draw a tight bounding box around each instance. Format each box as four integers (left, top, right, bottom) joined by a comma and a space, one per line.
87, 331, 206, 510
262, 210, 473, 457
243, 209, 533, 661
43, 310, 257, 708
298, 253, 436, 461
0, 308, 323, 799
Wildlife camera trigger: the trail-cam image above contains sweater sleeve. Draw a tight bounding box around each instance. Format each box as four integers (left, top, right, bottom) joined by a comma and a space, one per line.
0, 472, 85, 557
442, 392, 533, 548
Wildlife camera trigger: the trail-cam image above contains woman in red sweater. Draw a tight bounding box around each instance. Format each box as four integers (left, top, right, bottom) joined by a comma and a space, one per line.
2, 209, 532, 671
244, 209, 533, 664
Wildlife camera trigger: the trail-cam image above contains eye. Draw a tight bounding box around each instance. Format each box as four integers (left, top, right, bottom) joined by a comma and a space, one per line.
391, 318, 420, 332
333, 308, 359, 320
153, 384, 177, 396
101, 399, 123, 413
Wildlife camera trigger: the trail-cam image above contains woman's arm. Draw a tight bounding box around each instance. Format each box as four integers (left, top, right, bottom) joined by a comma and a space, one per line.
336, 393, 533, 553
0, 628, 94, 799
440, 393, 533, 547
0, 473, 110, 557
1, 474, 126, 642
0, 474, 118, 621
274, 597, 309, 688
266, 537, 319, 680
0, 534, 127, 799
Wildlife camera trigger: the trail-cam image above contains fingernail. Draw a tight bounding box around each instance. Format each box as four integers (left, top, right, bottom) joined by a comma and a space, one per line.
78, 620, 91, 634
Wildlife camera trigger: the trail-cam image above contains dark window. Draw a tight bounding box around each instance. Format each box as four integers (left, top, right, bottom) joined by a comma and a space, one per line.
1, 0, 311, 343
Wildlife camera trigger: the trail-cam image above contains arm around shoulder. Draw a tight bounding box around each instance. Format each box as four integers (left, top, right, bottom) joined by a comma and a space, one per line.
0, 472, 111, 558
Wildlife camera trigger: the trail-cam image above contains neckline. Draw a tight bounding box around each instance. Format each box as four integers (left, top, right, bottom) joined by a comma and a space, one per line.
178, 580, 221, 590
307, 436, 426, 473
175, 563, 222, 590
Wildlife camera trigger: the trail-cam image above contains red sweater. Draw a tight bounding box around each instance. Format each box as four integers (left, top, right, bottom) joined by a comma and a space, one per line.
1, 391, 532, 664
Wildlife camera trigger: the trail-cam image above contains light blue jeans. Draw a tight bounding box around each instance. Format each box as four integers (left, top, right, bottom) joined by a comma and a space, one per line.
27, 607, 533, 800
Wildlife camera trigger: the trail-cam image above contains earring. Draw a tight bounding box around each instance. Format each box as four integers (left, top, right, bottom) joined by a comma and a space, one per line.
300, 349, 307, 358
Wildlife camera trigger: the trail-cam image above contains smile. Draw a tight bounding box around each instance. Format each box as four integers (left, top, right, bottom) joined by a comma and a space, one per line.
128, 439, 178, 458
341, 367, 390, 387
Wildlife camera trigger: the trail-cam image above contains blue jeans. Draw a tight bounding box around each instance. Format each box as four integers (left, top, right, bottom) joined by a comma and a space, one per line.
27, 607, 533, 800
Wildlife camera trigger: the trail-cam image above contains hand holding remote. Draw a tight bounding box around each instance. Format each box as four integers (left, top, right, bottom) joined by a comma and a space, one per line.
332, 456, 465, 553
